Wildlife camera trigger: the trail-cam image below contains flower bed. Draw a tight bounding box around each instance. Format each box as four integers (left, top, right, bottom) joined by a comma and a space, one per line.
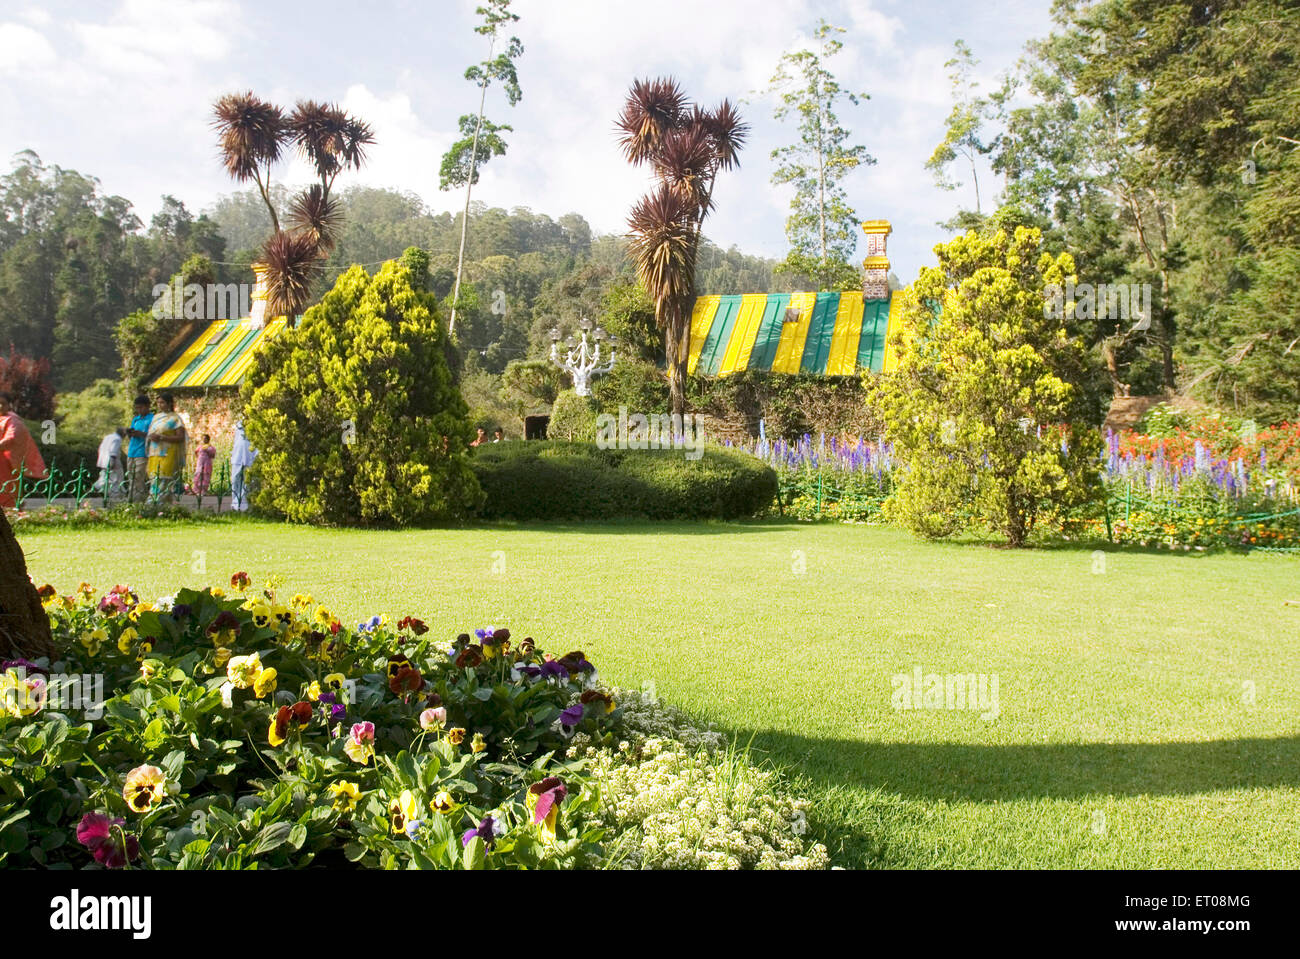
0, 575, 827, 870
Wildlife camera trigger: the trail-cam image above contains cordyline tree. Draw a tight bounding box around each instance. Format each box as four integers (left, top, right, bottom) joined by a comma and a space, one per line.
618, 78, 748, 416
212, 92, 374, 317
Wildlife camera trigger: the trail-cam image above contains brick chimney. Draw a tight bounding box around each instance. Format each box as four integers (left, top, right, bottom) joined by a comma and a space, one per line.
861, 220, 892, 300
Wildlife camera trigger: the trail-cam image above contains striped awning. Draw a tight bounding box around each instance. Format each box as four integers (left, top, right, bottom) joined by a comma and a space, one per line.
150, 318, 289, 390
686, 291, 903, 377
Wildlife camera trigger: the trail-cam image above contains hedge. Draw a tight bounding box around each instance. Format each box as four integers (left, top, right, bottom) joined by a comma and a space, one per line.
470, 441, 778, 520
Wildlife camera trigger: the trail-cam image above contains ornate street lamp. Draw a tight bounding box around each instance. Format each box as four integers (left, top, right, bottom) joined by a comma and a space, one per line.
550, 318, 616, 396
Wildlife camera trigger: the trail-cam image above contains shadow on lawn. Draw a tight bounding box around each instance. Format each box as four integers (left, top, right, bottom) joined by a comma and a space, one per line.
740, 729, 1300, 803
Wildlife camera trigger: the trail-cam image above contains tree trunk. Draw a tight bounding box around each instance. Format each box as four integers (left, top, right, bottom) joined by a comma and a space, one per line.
0, 510, 54, 660
667, 307, 687, 417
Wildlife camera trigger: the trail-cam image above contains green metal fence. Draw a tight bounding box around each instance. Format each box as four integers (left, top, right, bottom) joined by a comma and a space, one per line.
2, 458, 235, 512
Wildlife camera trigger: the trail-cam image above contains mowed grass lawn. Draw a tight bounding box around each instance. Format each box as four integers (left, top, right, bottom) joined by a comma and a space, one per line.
17, 519, 1300, 869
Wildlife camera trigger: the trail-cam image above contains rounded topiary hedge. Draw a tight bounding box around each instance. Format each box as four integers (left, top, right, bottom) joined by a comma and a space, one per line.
470, 441, 777, 520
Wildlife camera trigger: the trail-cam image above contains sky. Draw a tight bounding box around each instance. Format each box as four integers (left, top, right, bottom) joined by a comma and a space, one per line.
0, 0, 1056, 283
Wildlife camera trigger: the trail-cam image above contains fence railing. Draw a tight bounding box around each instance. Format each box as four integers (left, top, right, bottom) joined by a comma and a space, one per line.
2, 458, 236, 512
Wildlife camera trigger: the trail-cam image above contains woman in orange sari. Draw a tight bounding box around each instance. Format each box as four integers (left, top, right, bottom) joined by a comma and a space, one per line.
0, 392, 47, 510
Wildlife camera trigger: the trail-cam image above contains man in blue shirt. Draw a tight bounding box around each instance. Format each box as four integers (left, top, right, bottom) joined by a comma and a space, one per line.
125, 394, 153, 503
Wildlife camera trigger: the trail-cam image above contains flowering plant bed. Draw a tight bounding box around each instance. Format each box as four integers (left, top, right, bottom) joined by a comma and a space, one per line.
0, 575, 827, 870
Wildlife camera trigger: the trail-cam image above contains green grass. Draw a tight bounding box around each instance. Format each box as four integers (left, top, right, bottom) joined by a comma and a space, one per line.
18, 518, 1300, 869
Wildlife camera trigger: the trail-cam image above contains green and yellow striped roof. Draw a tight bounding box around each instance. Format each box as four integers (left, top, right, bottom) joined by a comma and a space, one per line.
686, 291, 904, 377
150, 317, 289, 390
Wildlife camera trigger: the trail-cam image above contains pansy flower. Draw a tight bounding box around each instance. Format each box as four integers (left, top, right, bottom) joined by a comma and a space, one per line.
76, 813, 140, 869
397, 616, 429, 635
226, 653, 262, 689
446, 727, 466, 746
580, 689, 616, 714
344, 722, 375, 765
253, 667, 278, 699
559, 703, 584, 730
455, 646, 483, 669
357, 615, 383, 633
122, 765, 166, 814
116, 627, 139, 655
557, 650, 594, 678
328, 781, 361, 812
230, 571, 250, 591
462, 815, 498, 850
389, 663, 423, 698
268, 701, 313, 746
272, 604, 292, 626
538, 660, 568, 681
526, 777, 567, 843
430, 791, 456, 814
389, 790, 421, 835
79, 628, 108, 657
419, 706, 447, 732
470, 732, 487, 754
247, 602, 274, 629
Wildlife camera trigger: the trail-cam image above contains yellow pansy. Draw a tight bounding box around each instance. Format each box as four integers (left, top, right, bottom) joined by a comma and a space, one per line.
328, 781, 361, 812
389, 789, 421, 834
122, 765, 166, 813
116, 627, 139, 655
226, 653, 262, 689
430, 791, 456, 814
253, 667, 278, 699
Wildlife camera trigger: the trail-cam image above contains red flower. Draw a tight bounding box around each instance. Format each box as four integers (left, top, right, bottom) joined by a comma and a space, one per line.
76, 813, 140, 869
397, 616, 429, 635
230, 571, 250, 590
455, 646, 484, 669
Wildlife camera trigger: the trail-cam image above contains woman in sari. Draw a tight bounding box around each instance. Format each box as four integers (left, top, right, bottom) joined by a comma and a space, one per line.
0, 391, 47, 510
146, 393, 187, 504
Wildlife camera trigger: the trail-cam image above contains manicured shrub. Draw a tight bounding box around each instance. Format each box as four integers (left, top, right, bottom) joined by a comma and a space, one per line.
241, 258, 484, 526
591, 358, 669, 415
547, 389, 598, 441
470, 441, 777, 520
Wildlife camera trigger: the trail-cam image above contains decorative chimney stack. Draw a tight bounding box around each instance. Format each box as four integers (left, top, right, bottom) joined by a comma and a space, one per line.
861, 220, 892, 300
249, 262, 270, 329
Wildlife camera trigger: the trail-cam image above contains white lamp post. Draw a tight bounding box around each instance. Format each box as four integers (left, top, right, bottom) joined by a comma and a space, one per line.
550, 319, 616, 396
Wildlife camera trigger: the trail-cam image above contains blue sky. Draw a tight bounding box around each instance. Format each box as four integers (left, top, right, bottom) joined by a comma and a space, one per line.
0, 0, 1055, 283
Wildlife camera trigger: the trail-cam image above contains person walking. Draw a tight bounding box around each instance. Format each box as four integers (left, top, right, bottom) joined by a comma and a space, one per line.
146, 393, 186, 504
191, 433, 216, 501
230, 420, 256, 512
126, 395, 153, 503
94, 427, 127, 499
0, 392, 47, 510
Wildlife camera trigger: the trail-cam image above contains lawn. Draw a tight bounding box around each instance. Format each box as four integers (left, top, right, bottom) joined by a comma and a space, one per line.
17, 518, 1300, 869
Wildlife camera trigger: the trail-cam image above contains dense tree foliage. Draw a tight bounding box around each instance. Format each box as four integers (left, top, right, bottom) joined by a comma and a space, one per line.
0, 152, 224, 390
945, 0, 1300, 421
868, 227, 1103, 546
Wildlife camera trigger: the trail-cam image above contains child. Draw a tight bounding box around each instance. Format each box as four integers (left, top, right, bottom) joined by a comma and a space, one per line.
192, 433, 216, 499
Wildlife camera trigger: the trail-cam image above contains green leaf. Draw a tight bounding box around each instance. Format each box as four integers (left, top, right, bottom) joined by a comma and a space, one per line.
343, 841, 367, 862
248, 821, 293, 855
288, 823, 307, 850
142, 717, 166, 749
462, 835, 486, 870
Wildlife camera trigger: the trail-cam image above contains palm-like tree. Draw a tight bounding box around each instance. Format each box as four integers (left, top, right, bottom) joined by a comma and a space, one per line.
213, 94, 374, 319
618, 78, 748, 415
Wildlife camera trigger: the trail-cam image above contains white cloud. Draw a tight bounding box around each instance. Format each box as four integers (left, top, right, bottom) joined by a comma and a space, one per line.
0, 0, 1054, 281
0, 22, 56, 72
